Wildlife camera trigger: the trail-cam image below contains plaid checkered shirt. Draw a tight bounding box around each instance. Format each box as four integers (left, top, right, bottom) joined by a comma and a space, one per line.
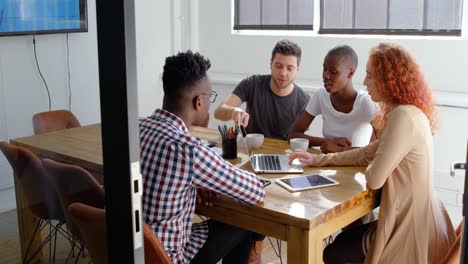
140, 109, 265, 264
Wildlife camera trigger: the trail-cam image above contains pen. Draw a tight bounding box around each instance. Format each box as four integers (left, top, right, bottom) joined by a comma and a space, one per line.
239, 124, 247, 138
237, 112, 247, 137
217, 125, 224, 139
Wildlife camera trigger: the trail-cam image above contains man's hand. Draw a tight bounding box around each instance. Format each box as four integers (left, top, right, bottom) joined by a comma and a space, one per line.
288, 149, 319, 166
197, 189, 221, 207
232, 108, 249, 127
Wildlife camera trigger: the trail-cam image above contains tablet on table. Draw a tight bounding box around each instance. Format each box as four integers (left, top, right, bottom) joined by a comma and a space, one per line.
275, 174, 339, 192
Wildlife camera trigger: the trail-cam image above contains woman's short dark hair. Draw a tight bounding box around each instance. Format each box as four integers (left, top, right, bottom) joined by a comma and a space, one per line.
271, 39, 302, 65
162, 51, 211, 101
326, 45, 358, 69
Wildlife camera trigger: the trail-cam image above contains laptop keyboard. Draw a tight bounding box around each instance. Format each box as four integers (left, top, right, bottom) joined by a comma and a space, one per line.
258, 155, 281, 171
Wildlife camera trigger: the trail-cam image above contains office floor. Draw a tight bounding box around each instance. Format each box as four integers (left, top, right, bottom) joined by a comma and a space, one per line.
0, 209, 91, 263
0, 210, 288, 263
0, 207, 461, 264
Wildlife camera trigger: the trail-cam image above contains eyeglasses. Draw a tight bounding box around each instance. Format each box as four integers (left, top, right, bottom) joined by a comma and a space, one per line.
194, 91, 218, 103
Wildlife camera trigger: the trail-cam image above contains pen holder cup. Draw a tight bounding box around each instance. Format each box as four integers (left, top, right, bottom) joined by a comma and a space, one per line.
222, 138, 237, 159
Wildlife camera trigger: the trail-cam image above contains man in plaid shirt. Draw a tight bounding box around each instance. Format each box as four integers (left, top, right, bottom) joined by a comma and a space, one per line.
140, 51, 265, 264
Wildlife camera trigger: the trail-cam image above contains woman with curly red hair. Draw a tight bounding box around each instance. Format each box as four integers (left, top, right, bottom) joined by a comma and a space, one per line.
367, 43, 437, 135
289, 43, 455, 263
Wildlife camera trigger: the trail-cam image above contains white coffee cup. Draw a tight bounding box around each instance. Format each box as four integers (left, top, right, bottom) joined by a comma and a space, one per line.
290, 138, 309, 151
246, 133, 264, 149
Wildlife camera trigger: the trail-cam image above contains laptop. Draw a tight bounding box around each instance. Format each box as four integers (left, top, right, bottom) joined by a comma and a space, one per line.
239, 126, 303, 174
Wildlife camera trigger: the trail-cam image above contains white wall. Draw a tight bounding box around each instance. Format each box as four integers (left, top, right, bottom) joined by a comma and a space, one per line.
0, 0, 178, 212
0, 11, 101, 138
0, 0, 181, 140
135, 0, 194, 117
196, 0, 468, 224
0, 0, 101, 212
135, 1, 168, 116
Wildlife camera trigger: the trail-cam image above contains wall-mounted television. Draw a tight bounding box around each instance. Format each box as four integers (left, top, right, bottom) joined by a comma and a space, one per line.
0, 0, 87, 37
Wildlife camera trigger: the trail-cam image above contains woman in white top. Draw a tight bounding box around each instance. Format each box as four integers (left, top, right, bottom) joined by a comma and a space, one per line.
289, 45, 379, 153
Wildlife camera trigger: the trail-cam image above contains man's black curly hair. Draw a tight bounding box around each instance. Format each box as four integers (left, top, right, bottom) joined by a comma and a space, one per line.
162, 50, 211, 101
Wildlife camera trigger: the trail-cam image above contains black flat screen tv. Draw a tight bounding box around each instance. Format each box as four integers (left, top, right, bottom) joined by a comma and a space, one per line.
0, 0, 87, 37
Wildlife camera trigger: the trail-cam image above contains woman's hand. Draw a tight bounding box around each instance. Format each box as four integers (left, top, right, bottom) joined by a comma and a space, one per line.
321, 140, 346, 153
331, 137, 351, 147
321, 138, 351, 154
288, 149, 319, 166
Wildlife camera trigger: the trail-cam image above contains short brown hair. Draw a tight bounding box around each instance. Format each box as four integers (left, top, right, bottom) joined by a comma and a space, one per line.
271, 39, 302, 65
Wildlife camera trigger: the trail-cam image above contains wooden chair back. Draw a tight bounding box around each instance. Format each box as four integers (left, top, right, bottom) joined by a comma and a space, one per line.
443, 220, 463, 264
33, 110, 81, 135
68, 202, 172, 264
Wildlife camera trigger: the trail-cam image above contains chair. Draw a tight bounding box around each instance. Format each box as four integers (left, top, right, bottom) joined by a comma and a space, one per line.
0, 141, 66, 263
42, 158, 105, 263
143, 221, 173, 264
443, 220, 463, 264
68, 202, 173, 264
32, 110, 81, 135
67, 203, 107, 264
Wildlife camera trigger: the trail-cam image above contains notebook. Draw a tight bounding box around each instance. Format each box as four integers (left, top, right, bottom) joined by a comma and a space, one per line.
239, 125, 303, 174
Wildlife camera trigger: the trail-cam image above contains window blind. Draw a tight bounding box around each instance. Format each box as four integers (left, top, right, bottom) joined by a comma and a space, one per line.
320, 0, 463, 36
234, 0, 314, 30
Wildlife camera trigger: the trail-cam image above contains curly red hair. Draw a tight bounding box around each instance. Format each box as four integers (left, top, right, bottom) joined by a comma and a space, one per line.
369, 43, 437, 134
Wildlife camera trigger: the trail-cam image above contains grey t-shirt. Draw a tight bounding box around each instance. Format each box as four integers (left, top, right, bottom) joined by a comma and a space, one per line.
233, 74, 310, 140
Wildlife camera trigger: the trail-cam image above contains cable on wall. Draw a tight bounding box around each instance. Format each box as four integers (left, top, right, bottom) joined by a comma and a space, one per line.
32, 35, 51, 111
66, 33, 72, 111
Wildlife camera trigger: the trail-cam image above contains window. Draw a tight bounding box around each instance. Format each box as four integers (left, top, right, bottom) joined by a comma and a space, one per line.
234, 0, 463, 36
320, 0, 463, 35
234, 0, 314, 30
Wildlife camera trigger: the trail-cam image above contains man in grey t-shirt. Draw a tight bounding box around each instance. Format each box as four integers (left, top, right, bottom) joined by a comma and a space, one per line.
214, 39, 309, 140
214, 39, 309, 263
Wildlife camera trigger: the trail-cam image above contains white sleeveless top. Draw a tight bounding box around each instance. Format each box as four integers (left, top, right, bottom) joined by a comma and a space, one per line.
305, 88, 379, 147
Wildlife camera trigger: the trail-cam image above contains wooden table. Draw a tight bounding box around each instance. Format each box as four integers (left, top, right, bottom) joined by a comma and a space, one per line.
11, 124, 379, 264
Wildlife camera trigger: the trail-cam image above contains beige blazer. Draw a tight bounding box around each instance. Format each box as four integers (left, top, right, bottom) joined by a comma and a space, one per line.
315, 105, 456, 264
